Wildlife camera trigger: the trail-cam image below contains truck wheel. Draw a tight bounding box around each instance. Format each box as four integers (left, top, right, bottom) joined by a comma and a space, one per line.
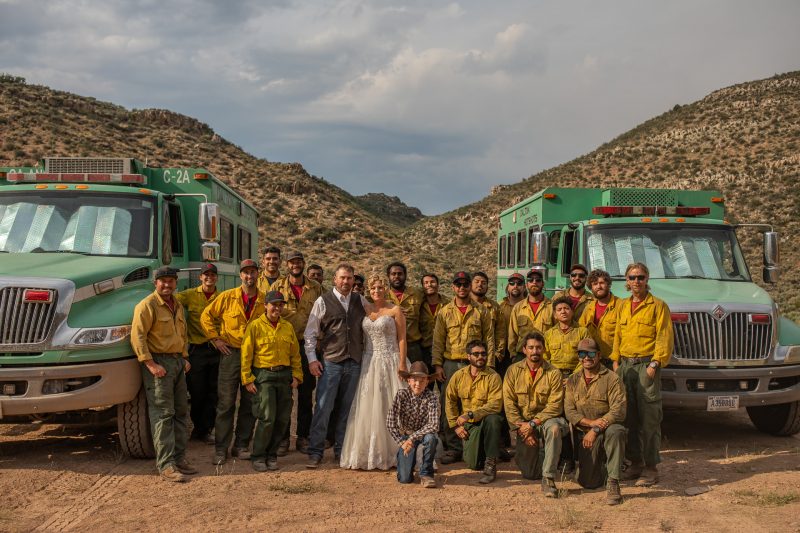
117, 386, 155, 458
746, 401, 800, 436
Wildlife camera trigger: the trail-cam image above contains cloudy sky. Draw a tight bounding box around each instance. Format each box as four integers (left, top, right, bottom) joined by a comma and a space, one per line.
2, 1, 799, 214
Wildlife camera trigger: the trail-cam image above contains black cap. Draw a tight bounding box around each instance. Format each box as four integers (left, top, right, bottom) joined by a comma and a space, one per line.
570, 264, 588, 274
354, 274, 365, 283
154, 266, 179, 280
201, 263, 218, 274
239, 259, 259, 272
286, 250, 304, 261
265, 290, 286, 304
452, 271, 471, 284
526, 269, 544, 280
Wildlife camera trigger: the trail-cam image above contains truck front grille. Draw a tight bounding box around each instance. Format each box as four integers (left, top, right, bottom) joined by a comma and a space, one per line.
673, 312, 772, 361
0, 287, 58, 345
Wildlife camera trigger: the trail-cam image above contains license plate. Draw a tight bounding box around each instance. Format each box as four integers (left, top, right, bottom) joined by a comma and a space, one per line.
707, 395, 739, 411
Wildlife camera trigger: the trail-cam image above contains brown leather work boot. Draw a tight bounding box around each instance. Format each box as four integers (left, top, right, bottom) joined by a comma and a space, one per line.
175, 459, 198, 475
607, 478, 622, 505
542, 477, 558, 498
635, 466, 659, 487
479, 457, 497, 484
160, 465, 187, 483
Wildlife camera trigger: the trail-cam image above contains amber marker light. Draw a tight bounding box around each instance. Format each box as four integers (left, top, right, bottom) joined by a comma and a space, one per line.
55, 184, 68, 189
543, 193, 557, 199
35, 184, 48, 189
659, 218, 669, 222
139, 188, 151, 194
76, 184, 89, 190
589, 220, 599, 225
711, 197, 724, 203
676, 218, 686, 222
641, 217, 652, 222
193, 172, 209, 180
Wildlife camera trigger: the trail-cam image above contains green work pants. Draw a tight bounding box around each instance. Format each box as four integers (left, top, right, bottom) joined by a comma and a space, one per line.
462, 413, 503, 470
515, 417, 568, 480
439, 359, 469, 454
214, 347, 255, 454
250, 367, 293, 460
617, 358, 662, 466
141, 355, 189, 472
574, 423, 627, 489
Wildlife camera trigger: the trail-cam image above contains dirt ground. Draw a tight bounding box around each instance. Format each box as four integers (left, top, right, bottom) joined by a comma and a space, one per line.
1, 408, 799, 533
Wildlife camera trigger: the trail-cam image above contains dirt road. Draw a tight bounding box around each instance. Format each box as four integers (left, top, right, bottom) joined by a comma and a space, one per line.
1, 408, 799, 532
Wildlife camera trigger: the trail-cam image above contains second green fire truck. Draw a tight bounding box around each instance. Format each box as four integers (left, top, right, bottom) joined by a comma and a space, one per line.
497, 187, 800, 436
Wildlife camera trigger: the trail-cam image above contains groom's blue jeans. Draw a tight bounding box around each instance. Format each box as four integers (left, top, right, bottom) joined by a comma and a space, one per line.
397, 433, 438, 483
308, 358, 361, 459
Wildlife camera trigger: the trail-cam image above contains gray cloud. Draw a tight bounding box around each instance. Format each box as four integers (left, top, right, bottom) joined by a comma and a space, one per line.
1, 0, 799, 214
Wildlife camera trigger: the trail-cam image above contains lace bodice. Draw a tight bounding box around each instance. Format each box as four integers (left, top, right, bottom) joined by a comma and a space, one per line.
362, 314, 399, 358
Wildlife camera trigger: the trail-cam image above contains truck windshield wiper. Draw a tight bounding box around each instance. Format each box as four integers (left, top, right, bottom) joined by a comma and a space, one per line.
28, 248, 91, 255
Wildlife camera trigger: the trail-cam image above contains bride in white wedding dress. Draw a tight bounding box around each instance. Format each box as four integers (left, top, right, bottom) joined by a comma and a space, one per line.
340, 274, 408, 470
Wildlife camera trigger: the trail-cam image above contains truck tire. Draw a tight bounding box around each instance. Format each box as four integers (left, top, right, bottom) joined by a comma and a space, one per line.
746, 401, 800, 436
117, 386, 155, 458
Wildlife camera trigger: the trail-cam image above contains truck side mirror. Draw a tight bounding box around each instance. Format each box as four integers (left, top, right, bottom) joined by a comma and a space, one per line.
199, 202, 220, 242
202, 242, 220, 262
530, 231, 549, 266
762, 231, 779, 284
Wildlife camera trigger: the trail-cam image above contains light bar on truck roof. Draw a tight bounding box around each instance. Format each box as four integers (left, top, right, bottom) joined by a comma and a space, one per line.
6, 173, 147, 185
592, 206, 710, 217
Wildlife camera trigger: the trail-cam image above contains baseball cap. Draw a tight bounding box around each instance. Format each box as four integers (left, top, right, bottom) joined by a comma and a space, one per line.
570, 263, 588, 274
526, 269, 544, 280
240, 259, 259, 272
265, 290, 286, 304
508, 273, 525, 283
286, 250, 304, 261
452, 271, 471, 284
201, 263, 218, 274
154, 266, 179, 280
577, 337, 599, 352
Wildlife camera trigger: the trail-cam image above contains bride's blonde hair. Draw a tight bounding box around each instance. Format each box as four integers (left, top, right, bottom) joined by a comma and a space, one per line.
367, 272, 386, 290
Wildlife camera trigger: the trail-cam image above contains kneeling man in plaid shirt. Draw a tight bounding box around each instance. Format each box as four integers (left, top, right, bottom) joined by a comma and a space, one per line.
386, 361, 440, 488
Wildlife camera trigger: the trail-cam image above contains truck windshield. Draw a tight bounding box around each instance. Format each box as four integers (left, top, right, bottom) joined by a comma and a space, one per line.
0, 191, 155, 257
585, 224, 750, 281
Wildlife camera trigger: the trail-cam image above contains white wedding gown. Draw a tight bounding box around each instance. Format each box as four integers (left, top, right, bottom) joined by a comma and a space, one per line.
340, 314, 404, 470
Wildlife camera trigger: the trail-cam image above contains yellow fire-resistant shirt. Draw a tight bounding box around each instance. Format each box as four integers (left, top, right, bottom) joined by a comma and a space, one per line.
387, 286, 424, 343
502, 359, 564, 426
564, 366, 626, 427
474, 297, 504, 363
257, 273, 280, 297
240, 316, 303, 385
544, 326, 590, 372
419, 295, 450, 348
175, 286, 218, 345
432, 301, 495, 367
131, 291, 188, 362
578, 295, 621, 361
497, 297, 517, 360
508, 297, 555, 355
553, 288, 594, 319
444, 365, 503, 428
200, 286, 265, 348
269, 275, 323, 340
610, 292, 674, 367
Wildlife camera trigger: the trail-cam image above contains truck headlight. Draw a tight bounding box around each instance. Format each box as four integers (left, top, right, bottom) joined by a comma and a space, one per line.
72, 326, 132, 346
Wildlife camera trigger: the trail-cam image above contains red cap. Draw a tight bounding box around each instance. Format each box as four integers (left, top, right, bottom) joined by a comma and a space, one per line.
239, 259, 259, 272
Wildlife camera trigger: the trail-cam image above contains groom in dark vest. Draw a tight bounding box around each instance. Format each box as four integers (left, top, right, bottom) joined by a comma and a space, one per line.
304, 263, 366, 468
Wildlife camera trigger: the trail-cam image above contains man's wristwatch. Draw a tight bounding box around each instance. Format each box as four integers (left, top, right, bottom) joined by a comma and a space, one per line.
591, 426, 601, 434
648, 361, 660, 369
528, 420, 536, 431
467, 411, 474, 420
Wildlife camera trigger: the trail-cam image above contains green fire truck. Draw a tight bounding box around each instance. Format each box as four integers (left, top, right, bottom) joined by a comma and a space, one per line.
497, 187, 800, 435
0, 157, 258, 456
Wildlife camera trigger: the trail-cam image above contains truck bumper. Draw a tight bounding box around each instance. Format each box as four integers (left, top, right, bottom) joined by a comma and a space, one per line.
0, 358, 141, 418
661, 364, 800, 408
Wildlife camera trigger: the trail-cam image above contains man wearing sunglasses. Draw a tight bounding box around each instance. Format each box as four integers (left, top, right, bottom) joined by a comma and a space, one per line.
432, 271, 495, 464
470, 271, 503, 368
508, 269, 555, 362
578, 269, 620, 368
444, 340, 503, 484
564, 338, 627, 505
554, 264, 594, 318
503, 332, 568, 498
610, 262, 674, 488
